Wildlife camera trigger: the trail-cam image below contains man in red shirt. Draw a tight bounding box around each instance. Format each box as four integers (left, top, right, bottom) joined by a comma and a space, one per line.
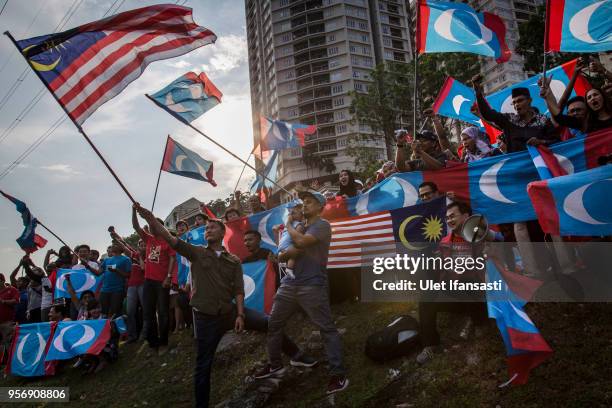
132, 206, 175, 355
0, 273, 20, 351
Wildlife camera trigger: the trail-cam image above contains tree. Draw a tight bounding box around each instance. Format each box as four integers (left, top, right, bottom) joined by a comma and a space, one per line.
349, 62, 414, 160
516, 5, 578, 74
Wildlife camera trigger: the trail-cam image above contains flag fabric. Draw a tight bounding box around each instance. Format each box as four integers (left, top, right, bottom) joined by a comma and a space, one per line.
328, 197, 447, 268
15, 4, 216, 125
259, 116, 316, 151
528, 145, 569, 179
0, 190, 47, 253
54, 268, 103, 299
6, 322, 57, 377
177, 226, 207, 287
486, 259, 552, 385
417, 0, 511, 62
486, 59, 590, 116
250, 150, 279, 194
242, 260, 277, 313
149, 71, 222, 123
527, 164, 612, 236
113, 316, 128, 335
319, 129, 611, 225
45, 320, 112, 361
432, 76, 484, 128
546, 0, 612, 52
161, 136, 216, 186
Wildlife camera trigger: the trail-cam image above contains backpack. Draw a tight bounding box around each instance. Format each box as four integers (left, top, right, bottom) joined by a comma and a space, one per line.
365, 315, 420, 363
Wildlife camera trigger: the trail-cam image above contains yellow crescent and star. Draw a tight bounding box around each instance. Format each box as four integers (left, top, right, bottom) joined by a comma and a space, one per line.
21, 40, 68, 72
398, 214, 444, 250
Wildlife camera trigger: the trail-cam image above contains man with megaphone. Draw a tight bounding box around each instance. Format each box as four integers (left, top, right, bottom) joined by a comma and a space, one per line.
416, 201, 503, 365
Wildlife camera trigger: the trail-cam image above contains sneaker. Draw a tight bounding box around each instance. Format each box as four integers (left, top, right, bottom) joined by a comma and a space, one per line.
290, 354, 318, 368
254, 364, 286, 379
326, 376, 349, 394
416, 346, 437, 365
459, 318, 474, 341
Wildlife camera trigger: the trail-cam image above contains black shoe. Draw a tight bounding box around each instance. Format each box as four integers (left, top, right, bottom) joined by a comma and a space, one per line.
254, 364, 286, 379
327, 376, 349, 394
290, 354, 318, 368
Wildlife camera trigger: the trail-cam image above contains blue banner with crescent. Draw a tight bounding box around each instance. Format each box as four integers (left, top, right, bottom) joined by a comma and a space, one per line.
45, 320, 112, 361
8, 322, 56, 377
54, 268, 103, 300
177, 226, 207, 286
242, 260, 268, 312
558, 0, 612, 52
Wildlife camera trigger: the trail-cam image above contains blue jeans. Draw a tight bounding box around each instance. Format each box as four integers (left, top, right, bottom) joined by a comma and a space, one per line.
126, 285, 145, 341
193, 307, 300, 408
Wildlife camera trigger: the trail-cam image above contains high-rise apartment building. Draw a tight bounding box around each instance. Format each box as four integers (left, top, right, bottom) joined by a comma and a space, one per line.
245, 0, 414, 202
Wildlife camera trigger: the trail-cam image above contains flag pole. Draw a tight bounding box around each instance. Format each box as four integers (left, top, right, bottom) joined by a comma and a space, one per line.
233, 151, 253, 194
145, 94, 293, 197
542, 0, 549, 78
151, 135, 169, 212
413, 2, 420, 139
4, 31, 137, 204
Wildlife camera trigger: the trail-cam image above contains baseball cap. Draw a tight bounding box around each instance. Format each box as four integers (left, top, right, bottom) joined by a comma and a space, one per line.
416, 130, 437, 142
297, 190, 326, 207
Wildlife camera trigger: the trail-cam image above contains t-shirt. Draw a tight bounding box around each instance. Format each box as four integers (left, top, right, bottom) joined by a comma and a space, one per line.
40, 276, 54, 309
0, 285, 20, 323
27, 285, 42, 311
100, 255, 132, 293
127, 252, 145, 287
143, 233, 176, 282
278, 221, 303, 252
72, 260, 100, 273
285, 218, 331, 286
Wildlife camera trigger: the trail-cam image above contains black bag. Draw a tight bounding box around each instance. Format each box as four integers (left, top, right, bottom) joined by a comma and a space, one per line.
365, 315, 420, 362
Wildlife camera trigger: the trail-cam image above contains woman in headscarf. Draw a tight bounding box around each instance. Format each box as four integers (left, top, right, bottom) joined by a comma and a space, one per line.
337, 169, 361, 198
459, 127, 500, 162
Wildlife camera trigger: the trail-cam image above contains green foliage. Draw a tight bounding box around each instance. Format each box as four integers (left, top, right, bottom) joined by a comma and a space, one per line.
301, 143, 337, 174
122, 232, 140, 249
516, 5, 578, 73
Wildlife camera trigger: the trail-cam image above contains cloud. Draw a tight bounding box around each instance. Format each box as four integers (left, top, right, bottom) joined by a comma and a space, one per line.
169, 60, 193, 69
201, 35, 248, 74
40, 163, 82, 176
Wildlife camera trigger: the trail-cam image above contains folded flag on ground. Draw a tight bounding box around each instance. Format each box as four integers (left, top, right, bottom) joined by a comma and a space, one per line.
6, 322, 57, 377
45, 320, 112, 361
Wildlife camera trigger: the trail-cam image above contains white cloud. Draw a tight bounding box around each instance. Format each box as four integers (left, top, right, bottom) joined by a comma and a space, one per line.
40, 163, 82, 175
169, 60, 193, 69
201, 35, 247, 74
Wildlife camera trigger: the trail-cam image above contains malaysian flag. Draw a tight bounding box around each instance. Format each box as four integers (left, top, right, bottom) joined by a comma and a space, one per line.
14, 4, 216, 125
328, 211, 397, 269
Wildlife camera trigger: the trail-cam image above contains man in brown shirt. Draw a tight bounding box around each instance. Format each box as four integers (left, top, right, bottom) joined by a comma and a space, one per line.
133, 203, 313, 408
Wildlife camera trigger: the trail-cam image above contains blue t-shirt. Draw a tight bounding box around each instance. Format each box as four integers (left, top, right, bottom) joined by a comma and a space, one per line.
283, 218, 331, 286
100, 255, 132, 293
278, 220, 303, 252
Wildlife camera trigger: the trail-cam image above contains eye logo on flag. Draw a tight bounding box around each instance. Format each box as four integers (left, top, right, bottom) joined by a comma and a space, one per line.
417, 0, 511, 62
433, 77, 483, 128
241, 260, 276, 313
546, 0, 612, 52
161, 136, 216, 186
149, 72, 222, 123
8, 322, 57, 377
45, 320, 111, 361
259, 116, 317, 152
54, 269, 102, 299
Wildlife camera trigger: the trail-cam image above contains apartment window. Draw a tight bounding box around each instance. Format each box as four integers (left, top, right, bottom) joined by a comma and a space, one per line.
326, 20, 337, 30
327, 34, 336, 42
382, 25, 390, 34
280, 9, 289, 17
332, 84, 343, 93
288, 108, 298, 117
338, 137, 347, 147
362, 46, 370, 55
334, 97, 345, 106
280, 0, 289, 6
284, 70, 295, 79
358, 21, 368, 30
336, 123, 348, 134
354, 82, 364, 91
289, 147, 302, 157
330, 71, 342, 81
328, 46, 339, 55
329, 58, 340, 68
361, 34, 368, 42
349, 44, 356, 53
335, 110, 346, 120
347, 19, 356, 28
281, 33, 291, 42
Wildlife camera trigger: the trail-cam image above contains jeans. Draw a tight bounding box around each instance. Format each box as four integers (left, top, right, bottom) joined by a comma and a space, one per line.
126, 285, 145, 340
267, 284, 345, 376
100, 291, 125, 318
193, 306, 300, 408
143, 279, 170, 348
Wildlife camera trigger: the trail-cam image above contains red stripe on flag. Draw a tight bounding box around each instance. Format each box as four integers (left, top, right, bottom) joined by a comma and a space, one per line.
527, 180, 560, 235
161, 136, 174, 172
49, 8, 193, 91
536, 146, 567, 177
68, 30, 213, 121
545, 0, 565, 52
507, 328, 553, 353
416, 1, 429, 54
432, 77, 454, 114
483, 12, 511, 63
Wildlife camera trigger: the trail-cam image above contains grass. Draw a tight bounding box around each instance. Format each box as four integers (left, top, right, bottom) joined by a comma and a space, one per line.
4, 302, 612, 407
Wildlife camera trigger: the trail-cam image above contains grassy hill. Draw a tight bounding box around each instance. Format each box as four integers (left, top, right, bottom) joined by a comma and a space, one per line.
4, 301, 612, 407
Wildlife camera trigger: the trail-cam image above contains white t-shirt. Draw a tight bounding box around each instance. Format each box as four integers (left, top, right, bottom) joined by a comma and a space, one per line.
40, 276, 54, 309
72, 261, 100, 273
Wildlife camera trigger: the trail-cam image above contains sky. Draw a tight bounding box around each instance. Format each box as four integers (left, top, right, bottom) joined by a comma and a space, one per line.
0, 0, 255, 271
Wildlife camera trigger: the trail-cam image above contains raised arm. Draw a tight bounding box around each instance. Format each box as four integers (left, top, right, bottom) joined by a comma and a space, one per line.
64, 275, 81, 309
43, 248, 56, 269
472, 74, 510, 129
132, 206, 147, 239
10, 261, 22, 286
423, 108, 451, 150
558, 57, 586, 111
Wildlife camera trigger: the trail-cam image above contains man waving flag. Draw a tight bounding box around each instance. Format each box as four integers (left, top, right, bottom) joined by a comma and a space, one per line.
11, 4, 217, 125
